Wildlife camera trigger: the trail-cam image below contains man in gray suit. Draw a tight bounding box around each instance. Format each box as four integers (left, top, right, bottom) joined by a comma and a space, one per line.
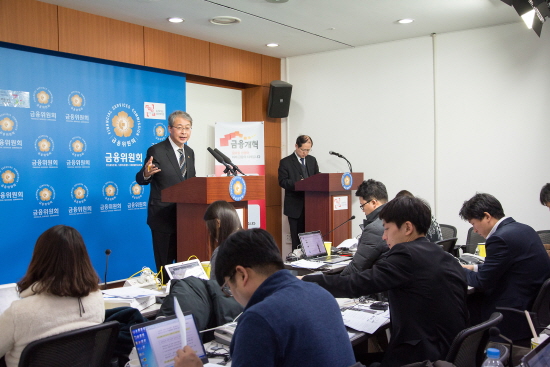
136, 110, 196, 278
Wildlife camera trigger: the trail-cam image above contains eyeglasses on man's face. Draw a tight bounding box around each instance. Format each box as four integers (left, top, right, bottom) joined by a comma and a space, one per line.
171, 125, 192, 132
359, 199, 374, 210
221, 280, 232, 297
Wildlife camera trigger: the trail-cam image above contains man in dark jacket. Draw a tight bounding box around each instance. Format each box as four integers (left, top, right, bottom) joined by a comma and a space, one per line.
459, 193, 550, 341
341, 179, 389, 275
303, 196, 468, 367
278, 135, 320, 250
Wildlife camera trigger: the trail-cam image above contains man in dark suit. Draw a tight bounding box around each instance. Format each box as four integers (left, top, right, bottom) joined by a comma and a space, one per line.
459, 193, 550, 341
303, 196, 468, 367
136, 110, 196, 278
278, 135, 320, 250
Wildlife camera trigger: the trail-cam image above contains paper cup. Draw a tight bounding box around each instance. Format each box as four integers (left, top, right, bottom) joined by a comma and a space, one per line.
201, 261, 211, 278
477, 244, 486, 257
324, 242, 332, 255
532, 337, 540, 349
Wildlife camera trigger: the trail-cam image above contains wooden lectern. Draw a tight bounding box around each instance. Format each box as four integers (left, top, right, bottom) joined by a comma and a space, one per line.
162, 176, 265, 262
295, 173, 363, 247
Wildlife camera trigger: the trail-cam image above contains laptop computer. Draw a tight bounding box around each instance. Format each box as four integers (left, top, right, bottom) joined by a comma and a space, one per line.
165, 259, 209, 281
522, 335, 550, 367
0, 283, 19, 315
299, 231, 349, 263
130, 313, 209, 367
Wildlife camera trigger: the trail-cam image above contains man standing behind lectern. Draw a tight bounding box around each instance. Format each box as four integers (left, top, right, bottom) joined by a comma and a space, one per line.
278, 135, 320, 250
136, 111, 196, 278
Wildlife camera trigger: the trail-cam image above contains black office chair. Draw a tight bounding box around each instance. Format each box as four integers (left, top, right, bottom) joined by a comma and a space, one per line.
464, 227, 485, 254
18, 321, 120, 367
497, 278, 550, 336
436, 237, 458, 255
537, 230, 550, 245
445, 312, 503, 367
440, 224, 458, 240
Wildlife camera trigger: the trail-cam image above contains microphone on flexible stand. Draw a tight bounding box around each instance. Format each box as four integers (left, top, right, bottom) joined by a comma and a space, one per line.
329, 151, 353, 173
489, 326, 513, 367
323, 215, 356, 240
214, 148, 246, 176
207, 147, 236, 176
104, 249, 111, 290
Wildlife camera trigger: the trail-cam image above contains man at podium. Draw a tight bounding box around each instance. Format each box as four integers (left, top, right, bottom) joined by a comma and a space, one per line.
278, 135, 320, 250
136, 111, 196, 278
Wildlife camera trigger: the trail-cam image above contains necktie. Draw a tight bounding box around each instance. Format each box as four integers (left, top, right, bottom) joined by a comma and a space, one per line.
300, 158, 308, 178
178, 148, 187, 178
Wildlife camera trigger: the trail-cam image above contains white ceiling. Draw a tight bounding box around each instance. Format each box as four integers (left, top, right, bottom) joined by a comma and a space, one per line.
39, 0, 522, 58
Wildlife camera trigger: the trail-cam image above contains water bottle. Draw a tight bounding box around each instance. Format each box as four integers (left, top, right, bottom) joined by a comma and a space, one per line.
481, 347, 503, 367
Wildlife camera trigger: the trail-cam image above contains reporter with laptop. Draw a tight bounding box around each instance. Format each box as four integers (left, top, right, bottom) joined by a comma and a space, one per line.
174, 228, 356, 367
340, 179, 389, 275
302, 196, 468, 366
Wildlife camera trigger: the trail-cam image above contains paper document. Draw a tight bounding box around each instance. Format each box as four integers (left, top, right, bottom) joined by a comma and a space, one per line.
174, 298, 187, 348
342, 309, 390, 334
289, 259, 325, 269
338, 238, 358, 248
102, 286, 162, 299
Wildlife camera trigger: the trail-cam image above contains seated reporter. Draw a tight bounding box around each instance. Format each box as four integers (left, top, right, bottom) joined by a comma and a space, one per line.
0, 225, 105, 367
340, 179, 389, 276
203, 200, 242, 277
302, 196, 468, 367
174, 228, 355, 367
459, 193, 550, 341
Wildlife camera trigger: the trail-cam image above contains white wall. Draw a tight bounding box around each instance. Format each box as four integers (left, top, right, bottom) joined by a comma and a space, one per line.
185, 83, 242, 177
285, 22, 550, 244
435, 23, 550, 240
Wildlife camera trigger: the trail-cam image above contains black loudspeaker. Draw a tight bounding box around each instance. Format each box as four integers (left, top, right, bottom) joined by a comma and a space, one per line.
267, 80, 292, 118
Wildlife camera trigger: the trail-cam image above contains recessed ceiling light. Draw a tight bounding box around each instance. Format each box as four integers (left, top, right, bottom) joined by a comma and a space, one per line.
397, 18, 414, 24
168, 17, 184, 23
265, 0, 289, 3
266, 43, 279, 47
209, 16, 241, 25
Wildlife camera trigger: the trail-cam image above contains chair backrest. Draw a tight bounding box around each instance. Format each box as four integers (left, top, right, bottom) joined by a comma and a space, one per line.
532, 278, 550, 329
445, 312, 503, 367
536, 230, 550, 246
440, 224, 458, 240
436, 237, 458, 255
464, 227, 485, 254
18, 321, 120, 367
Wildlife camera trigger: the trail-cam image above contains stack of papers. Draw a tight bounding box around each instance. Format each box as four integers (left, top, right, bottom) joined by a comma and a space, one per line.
341, 304, 390, 334
289, 259, 325, 269
103, 286, 163, 311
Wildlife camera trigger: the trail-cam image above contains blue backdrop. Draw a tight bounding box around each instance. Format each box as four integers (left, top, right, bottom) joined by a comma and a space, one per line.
0, 45, 186, 284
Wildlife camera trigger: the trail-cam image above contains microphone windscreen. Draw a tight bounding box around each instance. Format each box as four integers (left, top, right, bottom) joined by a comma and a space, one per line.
105, 249, 111, 255
350, 215, 356, 220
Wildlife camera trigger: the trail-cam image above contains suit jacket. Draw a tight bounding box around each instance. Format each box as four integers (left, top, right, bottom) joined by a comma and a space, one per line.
304, 237, 468, 367
278, 153, 319, 218
340, 203, 389, 276
136, 138, 196, 233
464, 217, 550, 339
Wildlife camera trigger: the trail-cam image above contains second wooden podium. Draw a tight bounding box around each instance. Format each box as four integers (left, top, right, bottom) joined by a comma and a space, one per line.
162, 176, 265, 262
295, 173, 363, 247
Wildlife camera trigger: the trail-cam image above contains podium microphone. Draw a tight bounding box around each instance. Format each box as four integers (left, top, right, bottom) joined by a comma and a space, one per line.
214, 148, 246, 176
329, 151, 353, 173
323, 215, 356, 239
104, 249, 111, 290
207, 147, 236, 176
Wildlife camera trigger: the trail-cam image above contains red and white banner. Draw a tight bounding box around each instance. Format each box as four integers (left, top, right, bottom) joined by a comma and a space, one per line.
215, 121, 265, 229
